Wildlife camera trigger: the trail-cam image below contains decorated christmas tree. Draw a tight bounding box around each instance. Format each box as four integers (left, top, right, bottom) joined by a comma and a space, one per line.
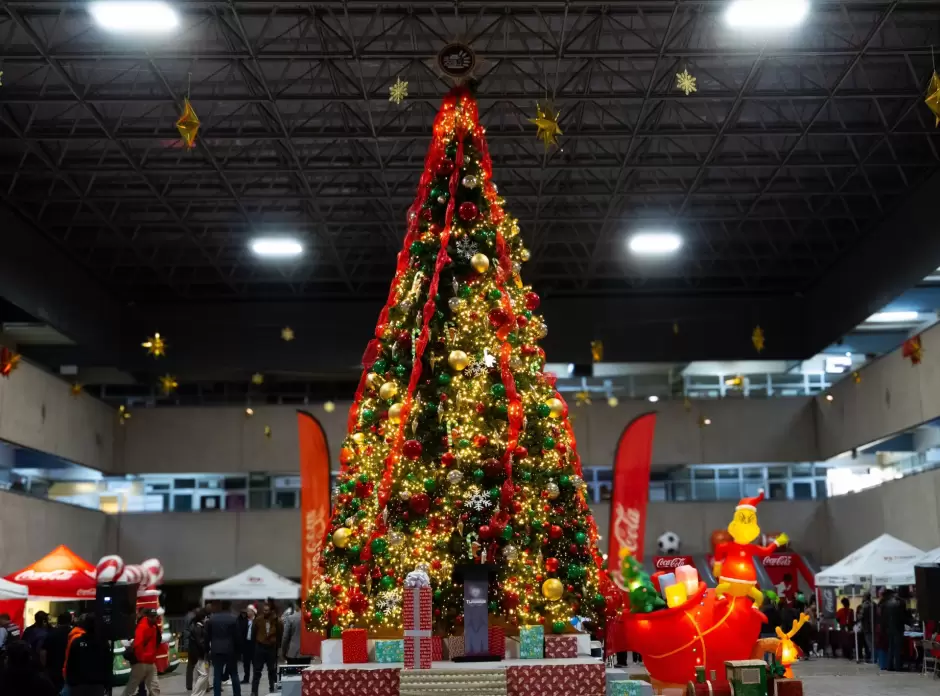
306, 86, 611, 637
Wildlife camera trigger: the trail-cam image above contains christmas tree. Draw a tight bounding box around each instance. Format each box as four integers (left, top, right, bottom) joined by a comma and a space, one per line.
307, 86, 610, 637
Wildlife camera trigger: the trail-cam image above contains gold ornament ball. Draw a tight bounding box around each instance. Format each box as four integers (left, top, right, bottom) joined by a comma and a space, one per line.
542, 578, 564, 601
366, 372, 381, 390
332, 527, 353, 548
546, 481, 560, 500
448, 350, 470, 371
546, 397, 565, 419
520, 248, 531, 262
470, 253, 490, 274
388, 403, 404, 424
351, 432, 366, 444
379, 381, 399, 400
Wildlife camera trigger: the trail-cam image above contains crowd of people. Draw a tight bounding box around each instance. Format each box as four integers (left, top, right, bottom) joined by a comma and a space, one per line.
834, 588, 913, 670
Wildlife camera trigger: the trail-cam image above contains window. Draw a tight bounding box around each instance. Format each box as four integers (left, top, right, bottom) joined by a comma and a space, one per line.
173, 494, 193, 512
792, 482, 814, 500
225, 477, 247, 490
275, 491, 297, 509
250, 490, 271, 510
175, 478, 196, 489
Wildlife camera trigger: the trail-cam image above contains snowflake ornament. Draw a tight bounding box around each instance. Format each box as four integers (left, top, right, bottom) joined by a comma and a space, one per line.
467, 491, 493, 512
455, 236, 479, 260
376, 590, 401, 613
389, 77, 408, 105
464, 361, 486, 378
676, 69, 697, 96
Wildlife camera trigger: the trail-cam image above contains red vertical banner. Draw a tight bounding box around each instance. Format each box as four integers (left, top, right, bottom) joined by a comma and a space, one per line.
297, 410, 331, 657
608, 412, 657, 573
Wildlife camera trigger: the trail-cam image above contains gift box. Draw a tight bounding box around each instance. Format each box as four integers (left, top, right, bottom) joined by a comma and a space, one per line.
773, 680, 803, 696
544, 634, 577, 659
444, 635, 464, 660
404, 636, 433, 669
725, 660, 767, 696
489, 626, 506, 658
431, 635, 443, 661
403, 567, 433, 669
342, 629, 368, 664
375, 639, 404, 663
573, 632, 590, 656
507, 662, 605, 696
321, 639, 343, 665
520, 625, 544, 659
302, 667, 400, 696
609, 680, 653, 696
506, 637, 521, 659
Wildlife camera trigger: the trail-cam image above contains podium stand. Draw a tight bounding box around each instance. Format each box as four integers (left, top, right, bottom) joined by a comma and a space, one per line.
453, 563, 501, 662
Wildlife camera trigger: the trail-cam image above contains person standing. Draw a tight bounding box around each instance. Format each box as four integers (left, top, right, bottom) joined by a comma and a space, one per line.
236, 606, 256, 684
42, 611, 73, 691
0, 640, 58, 696
23, 611, 50, 659
281, 605, 308, 666
881, 589, 905, 671
0, 612, 23, 653
123, 609, 161, 696
182, 605, 200, 691
63, 613, 111, 696
189, 609, 210, 696
858, 594, 874, 662
206, 601, 242, 696
250, 603, 282, 696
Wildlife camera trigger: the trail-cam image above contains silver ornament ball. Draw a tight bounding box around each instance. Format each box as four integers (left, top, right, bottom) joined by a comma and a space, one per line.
399, 490, 412, 501
462, 174, 479, 189
546, 481, 560, 499
448, 297, 465, 312
389, 531, 404, 547
446, 469, 464, 484
502, 544, 519, 561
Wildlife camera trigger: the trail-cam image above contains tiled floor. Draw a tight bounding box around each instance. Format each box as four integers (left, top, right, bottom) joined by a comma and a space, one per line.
156, 658, 940, 695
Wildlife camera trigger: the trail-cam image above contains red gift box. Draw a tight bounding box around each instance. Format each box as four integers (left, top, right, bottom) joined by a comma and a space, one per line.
432, 635, 443, 661
302, 667, 400, 696
489, 626, 506, 657
404, 636, 433, 669
544, 635, 577, 659
507, 662, 605, 696
403, 586, 432, 631
342, 628, 368, 664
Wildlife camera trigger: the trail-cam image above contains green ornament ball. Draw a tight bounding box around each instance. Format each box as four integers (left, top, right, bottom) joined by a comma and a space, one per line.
348, 544, 361, 556
331, 626, 342, 639
362, 409, 376, 423
488, 289, 502, 301
458, 438, 472, 449
575, 531, 587, 545
493, 403, 508, 417
489, 486, 500, 498
395, 364, 407, 377
567, 565, 582, 580
488, 600, 498, 611
424, 402, 438, 414
559, 475, 571, 487
490, 383, 506, 398
459, 284, 472, 299
312, 607, 323, 618
434, 589, 444, 601
594, 593, 605, 606
523, 310, 533, 320
536, 403, 551, 418
552, 621, 567, 634
521, 471, 532, 482
410, 240, 425, 255
373, 359, 387, 373
380, 575, 395, 590
371, 537, 389, 555
438, 373, 452, 386
358, 473, 370, 483
423, 477, 436, 493
374, 611, 385, 623
472, 468, 485, 481
543, 436, 556, 450
507, 332, 519, 346
501, 525, 514, 540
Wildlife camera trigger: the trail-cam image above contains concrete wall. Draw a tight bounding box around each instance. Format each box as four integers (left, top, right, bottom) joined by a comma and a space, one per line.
816, 320, 940, 459
0, 359, 115, 472
116, 397, 820, 474
0, 489, 115, 576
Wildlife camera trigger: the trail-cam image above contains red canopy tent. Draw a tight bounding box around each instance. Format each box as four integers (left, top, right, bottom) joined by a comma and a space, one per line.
0, 577, 28, 630
5, 545, 97, 600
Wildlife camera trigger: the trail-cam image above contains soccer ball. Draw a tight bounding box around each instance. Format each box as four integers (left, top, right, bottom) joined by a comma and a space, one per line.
657, 531, 681, 555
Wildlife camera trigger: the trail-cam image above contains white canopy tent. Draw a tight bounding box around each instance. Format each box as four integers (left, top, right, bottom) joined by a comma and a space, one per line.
878, 545, 940, 586
201, 564, 301, 602
815, 534, 924, 586
0, 577, 27, 600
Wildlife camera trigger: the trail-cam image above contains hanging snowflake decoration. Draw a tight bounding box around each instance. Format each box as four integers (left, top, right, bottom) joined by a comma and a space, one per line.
376, 590, 401, 613
389, 77, 409, 105
464, 361, 486, 378
675, 69, 697, 96
455, 236, 478, 261
482, 348, 497, 368
467, 491, 493, 512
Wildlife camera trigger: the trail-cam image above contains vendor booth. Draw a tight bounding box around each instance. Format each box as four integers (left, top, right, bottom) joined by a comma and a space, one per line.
0, 577, 28, 630
4, 544, 97, 600
201, 564, 300, 603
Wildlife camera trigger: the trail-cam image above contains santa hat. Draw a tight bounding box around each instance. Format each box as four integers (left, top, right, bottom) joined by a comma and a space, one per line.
247, 604, 257, 615
736, 489, 765, 511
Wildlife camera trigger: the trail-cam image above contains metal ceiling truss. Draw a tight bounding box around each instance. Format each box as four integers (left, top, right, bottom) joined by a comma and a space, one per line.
1, 1, 939, 302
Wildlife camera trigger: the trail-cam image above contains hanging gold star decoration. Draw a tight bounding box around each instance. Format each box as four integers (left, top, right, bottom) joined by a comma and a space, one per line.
176, 98, 200, 149
852, 371, 862, 384
574, 390, 592, 407
676, 68, 697, 96
159, 374, 179, 395
264, 425, 272, 439
323, 401, 336, 413
530, 102, 563, 149
389, 77, 409, 105
590, 340, 604, 363
752, 325, 765, 353
118, 405, 131, 425
925, 72, 940, 126
142, 333, 167, 358
251, 372, 265, 385
0, 347, 21, 378
607, 396, 619, 408
281, 326, 295, 342
70, 383, 83, 397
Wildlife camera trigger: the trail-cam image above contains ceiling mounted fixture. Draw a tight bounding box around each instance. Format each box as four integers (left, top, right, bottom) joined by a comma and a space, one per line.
89, 1, 179, 34
628, 232, 683, 256
724, 0, 809, 29
866, 311, 919, 323
250, 237, 304, 259
648, 395, 660, 403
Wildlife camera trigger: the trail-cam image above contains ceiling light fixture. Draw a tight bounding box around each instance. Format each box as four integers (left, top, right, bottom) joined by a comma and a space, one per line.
725, 0, 809, 29
89, 1, 179, 34
866, 311, 919, 323
628, 231, 682, 256
250, 237, 304, 258
648, 395, 660, 403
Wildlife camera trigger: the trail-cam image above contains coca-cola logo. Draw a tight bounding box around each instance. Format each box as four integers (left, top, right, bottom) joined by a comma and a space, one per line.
763, 555, 793, 567
15, 569, 77, 581
247, 576, 263, 584
654, 556, 694, 569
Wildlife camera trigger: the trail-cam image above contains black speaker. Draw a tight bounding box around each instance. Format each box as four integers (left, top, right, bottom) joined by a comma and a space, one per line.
95, 582, 138, 641
915, 564, 940, 621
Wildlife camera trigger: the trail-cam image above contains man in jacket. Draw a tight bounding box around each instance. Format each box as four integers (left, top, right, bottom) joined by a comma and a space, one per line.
64, 613, 111, 696
881, 589, 906, 671
42, 611, 73, 692
182, 605, 200, 691
281, 606, 307, 665
251, 602, 282, 696
236, 606, 256, 684
189, 609, 210, 696
206, 601, 242, 696
122, 609, 161, 696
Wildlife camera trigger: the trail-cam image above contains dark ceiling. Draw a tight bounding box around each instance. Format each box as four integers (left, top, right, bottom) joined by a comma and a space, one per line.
2, 0, 940, 397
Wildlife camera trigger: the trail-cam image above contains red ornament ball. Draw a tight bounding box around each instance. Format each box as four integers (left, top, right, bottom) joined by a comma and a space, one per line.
431, 559, 442, 570
409, 492, 431, 515
330, 584, 343, 596
545, 557, 560, 573
437, 159, 455, 176
458, 202, 479, 221
441, 452, 456, 468
514, 446, 528, 459
403, 440, 423, 459
549, 524, 563, 540
473, 434, 489, 448
516, 315, 528, 327
483, 458, 504, 477
420, 207, 433, 221
476, 402, 486, 414
489, 308, 509, 327
525, 292, 541, 310
478, 525, 493, 540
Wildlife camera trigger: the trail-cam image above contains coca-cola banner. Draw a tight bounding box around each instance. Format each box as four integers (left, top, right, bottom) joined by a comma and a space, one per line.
653, 556, 696, 571
5, 545, 97, 600
608, 412, 657, 572
761, 552, 815, 592
819, 586, 837, 619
